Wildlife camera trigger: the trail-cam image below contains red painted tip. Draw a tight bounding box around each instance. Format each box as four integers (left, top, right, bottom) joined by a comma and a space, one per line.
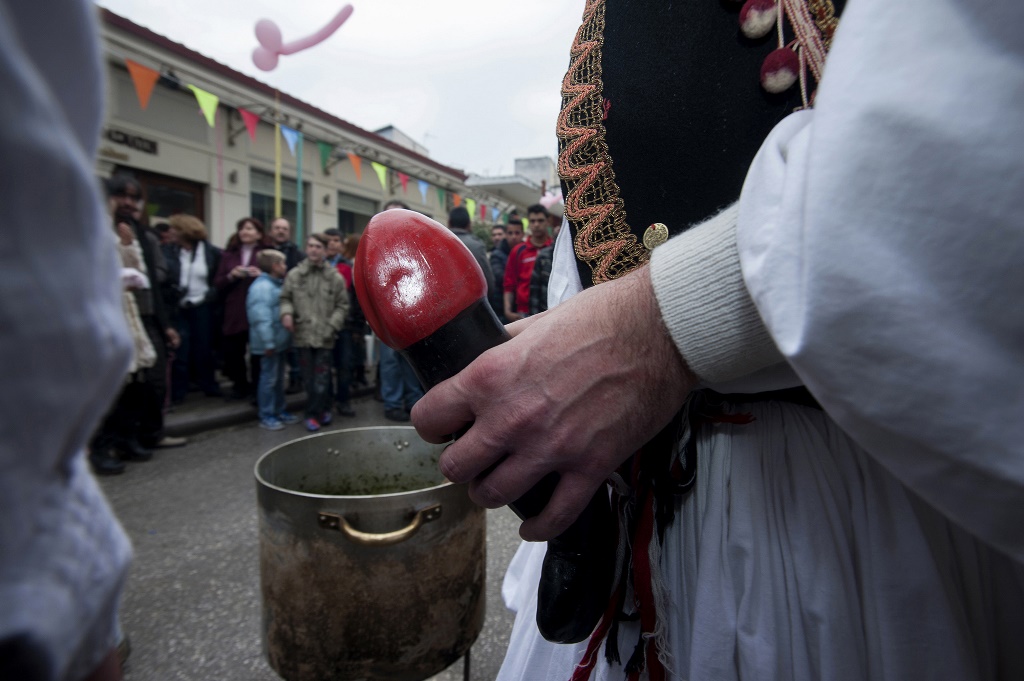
354, 209, 488, 350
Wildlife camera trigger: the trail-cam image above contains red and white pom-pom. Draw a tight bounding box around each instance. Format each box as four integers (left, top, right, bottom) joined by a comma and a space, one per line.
739, 0, 777, 39
760, 47, 799, 93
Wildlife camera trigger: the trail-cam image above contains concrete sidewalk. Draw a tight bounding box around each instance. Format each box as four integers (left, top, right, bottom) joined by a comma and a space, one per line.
164, 383, 378, 437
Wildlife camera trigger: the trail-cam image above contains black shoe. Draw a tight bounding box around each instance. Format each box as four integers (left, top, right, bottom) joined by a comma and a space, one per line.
89, 450, 126, 475
204, 386, 223, 398
384, 408, 410, 422
336, 401, 356, 417
116, 440, 153, 462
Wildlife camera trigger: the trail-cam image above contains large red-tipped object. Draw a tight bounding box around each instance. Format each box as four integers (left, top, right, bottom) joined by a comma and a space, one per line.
355, 209, 615, 644
355, 209, 508, 386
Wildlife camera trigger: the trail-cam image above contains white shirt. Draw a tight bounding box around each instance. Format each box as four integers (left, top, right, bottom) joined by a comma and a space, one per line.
179, 241, 210, 306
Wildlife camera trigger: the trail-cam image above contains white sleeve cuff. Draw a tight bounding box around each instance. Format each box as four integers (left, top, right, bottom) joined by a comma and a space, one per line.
650, 204, 783, 384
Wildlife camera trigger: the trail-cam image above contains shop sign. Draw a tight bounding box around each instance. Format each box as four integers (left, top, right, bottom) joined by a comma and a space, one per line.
105, 129, 159, 155
99, 146, 129, 161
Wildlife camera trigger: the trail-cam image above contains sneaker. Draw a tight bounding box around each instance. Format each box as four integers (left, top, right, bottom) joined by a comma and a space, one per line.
305, 418, 321, 432
259, 418, 285, 431
320, 411, 333, 426
278, 412, 301, 425
155, 435, 188, 448
384, 408, 410, 422
336, 401, 356, 417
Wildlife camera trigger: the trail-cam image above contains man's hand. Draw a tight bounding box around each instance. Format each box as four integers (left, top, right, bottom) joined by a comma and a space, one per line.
282, 314, 294, 332
116, 222, 133, 246
165, 328, 181, 350
411, 266, 696, 541
503, 291, 522, 322
264, 349, 275, 357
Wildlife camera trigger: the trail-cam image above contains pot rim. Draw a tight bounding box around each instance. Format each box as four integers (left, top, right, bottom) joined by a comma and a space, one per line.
254, 425, 453, 499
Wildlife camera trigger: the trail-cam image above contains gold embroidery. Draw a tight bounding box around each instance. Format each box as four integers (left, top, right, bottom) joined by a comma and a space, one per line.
557, 0, 648, 285
808, 0, 839, 50
556, 0, 839, 283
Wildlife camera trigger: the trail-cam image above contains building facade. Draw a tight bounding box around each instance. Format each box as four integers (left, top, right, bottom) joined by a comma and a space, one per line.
97, 9, 511, 247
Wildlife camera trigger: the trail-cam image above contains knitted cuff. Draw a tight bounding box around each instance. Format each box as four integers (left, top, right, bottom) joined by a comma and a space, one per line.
649, 204, 783, 384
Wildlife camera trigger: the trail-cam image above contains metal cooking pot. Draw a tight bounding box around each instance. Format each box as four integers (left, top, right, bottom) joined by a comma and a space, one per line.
255, 426, 485, 681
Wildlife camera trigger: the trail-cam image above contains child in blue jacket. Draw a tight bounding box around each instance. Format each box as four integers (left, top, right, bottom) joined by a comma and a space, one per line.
247, 250, 297, 430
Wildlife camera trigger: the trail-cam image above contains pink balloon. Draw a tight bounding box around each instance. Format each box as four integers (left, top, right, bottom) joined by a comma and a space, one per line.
251, 5, 354, 71
252, 46, 279, 71
254, 18, 283, 51
281, 4, 354, 55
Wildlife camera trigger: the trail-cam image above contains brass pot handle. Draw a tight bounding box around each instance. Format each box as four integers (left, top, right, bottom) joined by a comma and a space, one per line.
318, 504, 442, 546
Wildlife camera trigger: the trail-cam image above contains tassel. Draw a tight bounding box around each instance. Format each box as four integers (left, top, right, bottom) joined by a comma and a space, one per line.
739, 0, 777, 39
624, 635, 647, 676
761, 46, 800, 93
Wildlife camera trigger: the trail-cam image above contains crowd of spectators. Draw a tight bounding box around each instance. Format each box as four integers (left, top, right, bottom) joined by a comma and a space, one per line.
92, 177, 557, 475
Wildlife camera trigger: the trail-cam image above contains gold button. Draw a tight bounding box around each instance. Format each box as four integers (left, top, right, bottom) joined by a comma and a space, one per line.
643, 222, 669, 251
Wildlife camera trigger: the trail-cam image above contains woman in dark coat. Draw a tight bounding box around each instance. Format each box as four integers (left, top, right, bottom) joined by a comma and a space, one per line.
214, 217, 266, 399
165, 214, 222, 402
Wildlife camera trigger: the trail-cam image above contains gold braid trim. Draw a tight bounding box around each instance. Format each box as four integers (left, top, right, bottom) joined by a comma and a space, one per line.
557, 0, 648, 285
808, 0, 839, 50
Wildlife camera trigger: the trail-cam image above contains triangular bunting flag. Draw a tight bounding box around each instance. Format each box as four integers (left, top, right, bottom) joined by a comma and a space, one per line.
453, 193, 462, 208
318, 141, 334, 173
491, 207, 501, 222
398, 172, 409, 193
371, 162, 388, 192
125, 59, 160, 110
347, 152, 362, 181
436, 188, 446, 208
187, 85, 219, 128
281, 126, 300, 156
238, 108, 260, 142
465, 198, 476, 220
418, 180, 429, 203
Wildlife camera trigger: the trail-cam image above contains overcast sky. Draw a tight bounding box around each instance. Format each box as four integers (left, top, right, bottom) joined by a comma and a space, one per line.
97, 0, 586, 176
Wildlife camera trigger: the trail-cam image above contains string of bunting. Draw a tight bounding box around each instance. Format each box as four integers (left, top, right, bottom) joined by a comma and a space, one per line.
122, 56, 518, 219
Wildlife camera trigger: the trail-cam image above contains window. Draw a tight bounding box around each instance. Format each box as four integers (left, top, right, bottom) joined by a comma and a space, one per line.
250, 169, 309, 242
337, 192, 377, 235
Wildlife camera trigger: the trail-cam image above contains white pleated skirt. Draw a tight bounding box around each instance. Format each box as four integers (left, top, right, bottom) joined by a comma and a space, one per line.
497, 401, 1024, 681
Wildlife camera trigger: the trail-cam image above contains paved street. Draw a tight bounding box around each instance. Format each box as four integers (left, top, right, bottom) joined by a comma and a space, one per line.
98, 395, 523, 681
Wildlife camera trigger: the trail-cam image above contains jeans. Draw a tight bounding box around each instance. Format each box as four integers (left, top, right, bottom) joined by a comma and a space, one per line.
257, 351, 286, 422
297, 347, 332, 418
332, 330, 354, 404
286, 347, 301, 387
379, 344, 424, 412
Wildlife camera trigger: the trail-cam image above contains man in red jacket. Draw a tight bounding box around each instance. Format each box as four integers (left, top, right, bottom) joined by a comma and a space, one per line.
502, 204, 551, 322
